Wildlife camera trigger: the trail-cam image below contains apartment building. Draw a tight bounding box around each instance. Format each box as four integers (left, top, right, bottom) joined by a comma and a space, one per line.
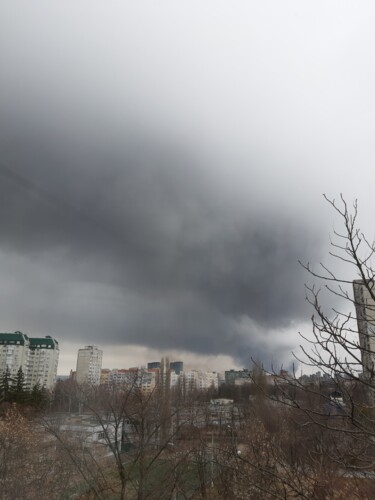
183, 370, 219, 391
170, 361, 183, 375
0, 331, 59, 389
27, 336, 59, 389
224, 369, 251, 385
76, 345, 103, 385
353, 280, 375, 376
0, 331, 30, 379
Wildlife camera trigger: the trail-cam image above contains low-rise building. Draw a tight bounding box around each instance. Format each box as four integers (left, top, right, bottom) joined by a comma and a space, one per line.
224, 369, 251, 385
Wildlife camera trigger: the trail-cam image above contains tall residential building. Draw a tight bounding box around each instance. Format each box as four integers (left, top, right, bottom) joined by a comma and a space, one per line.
147, 361, 161, 370
0, 331, 59, 389
353, 280, 375, 376
102, 368, 158, 394
0, 331, 30, 379
27, 336, 59, 390
170, 361, 183, 375
183, 370, 219, 391
76, 345, 103, 385
225, 369, 251, 385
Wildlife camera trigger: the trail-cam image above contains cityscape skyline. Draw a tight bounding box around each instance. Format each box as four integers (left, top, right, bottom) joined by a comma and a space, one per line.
65, 342, 245, 376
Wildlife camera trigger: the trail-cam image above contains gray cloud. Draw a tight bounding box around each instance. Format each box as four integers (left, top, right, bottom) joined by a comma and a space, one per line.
1, 1, 373, 368
0, 127, 322, 365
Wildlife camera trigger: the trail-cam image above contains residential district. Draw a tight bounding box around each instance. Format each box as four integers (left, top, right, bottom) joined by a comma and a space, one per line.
0, 280, 374, 403
1, 279, 375, 497
0, 334, 290, 393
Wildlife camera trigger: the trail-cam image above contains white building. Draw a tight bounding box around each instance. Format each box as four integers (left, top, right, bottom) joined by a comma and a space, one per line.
107, 368, 158, 394
182, 370, 219, 391
197, 371, 219, 390
353, 280, 375, 376
76, 345, 103, 385
0, 331, 59, 389
108, 368, 137, 386
0, 331, 30, 380
170, 371, 179, 387
27, 336, 59, 390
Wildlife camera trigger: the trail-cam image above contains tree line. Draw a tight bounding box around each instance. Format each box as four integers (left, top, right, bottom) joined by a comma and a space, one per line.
0, 366, 49, 408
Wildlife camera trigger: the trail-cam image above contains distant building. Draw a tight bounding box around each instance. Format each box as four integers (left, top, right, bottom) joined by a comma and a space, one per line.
183, 370, 219, 391
170, 361, 183, 375
106, 368, 158, 394
353, 280, 375, 376
76, 346, 103, 385
217, 372, 226, 386
51, 413, 123, 457
100, 368, 111, 385
147, 361, 161, 370
108, 368, 136, 386
0, 331, 30, 380
0, 331, 59, 389
27, 336, 59, 390
225, 369, 251, 385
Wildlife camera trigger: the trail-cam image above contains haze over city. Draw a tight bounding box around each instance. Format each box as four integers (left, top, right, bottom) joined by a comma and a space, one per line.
1, 1, 375, 374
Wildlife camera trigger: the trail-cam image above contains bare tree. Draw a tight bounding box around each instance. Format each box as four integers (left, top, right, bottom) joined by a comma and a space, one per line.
44, 368, 204, 499
213, 196, 375, 498
0, 405, 73, 499
288, 196, 375, 471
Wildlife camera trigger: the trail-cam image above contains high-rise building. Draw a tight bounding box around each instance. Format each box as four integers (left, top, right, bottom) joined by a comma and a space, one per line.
0, 331, 30, 379
225, 369, 251, 385
76, 345, 103, 385
27, 336, 59, 390
353, 280, 375, 376
147, 361, 161, 370
170, 361, 183, 375
182, 370, 219, 391
0, 331, 59, 389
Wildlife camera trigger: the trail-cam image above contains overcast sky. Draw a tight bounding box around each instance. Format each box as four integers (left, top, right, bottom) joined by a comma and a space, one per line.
1, 1, 374, 374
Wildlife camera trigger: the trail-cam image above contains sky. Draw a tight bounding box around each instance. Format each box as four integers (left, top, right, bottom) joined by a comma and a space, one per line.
1, 1, 375, 374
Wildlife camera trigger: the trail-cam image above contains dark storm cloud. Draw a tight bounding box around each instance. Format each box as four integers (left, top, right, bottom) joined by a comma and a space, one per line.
3, 0, 369, 366
0, 125, 322, 365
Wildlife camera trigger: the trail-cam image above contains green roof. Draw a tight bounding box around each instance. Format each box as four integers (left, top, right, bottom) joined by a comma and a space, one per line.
0, 331, 29, 345
0, 332, 58, 349
29, 337, 58, 350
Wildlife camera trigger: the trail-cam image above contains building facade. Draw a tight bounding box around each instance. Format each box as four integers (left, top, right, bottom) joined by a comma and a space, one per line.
353, 280, 375, 376
0, 331, 59, 389
182, 370, 219, 391
76, 345, 103, 385
0, 331, 30, 379
27, 336, 59, 389
147, 361, 161, 370
170, 361, 184, 375
225, 369, 251, 385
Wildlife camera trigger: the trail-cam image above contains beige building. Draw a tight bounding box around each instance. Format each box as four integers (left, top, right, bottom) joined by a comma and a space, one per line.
105, 368, 158, 394
100, 368, 111, 385
27, 336, 59, 390
76, 345, 103, 385
183, 370, 219, 391
353, 280, 375, 376
0, 331, 59, 389
0, 331, 30, 379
